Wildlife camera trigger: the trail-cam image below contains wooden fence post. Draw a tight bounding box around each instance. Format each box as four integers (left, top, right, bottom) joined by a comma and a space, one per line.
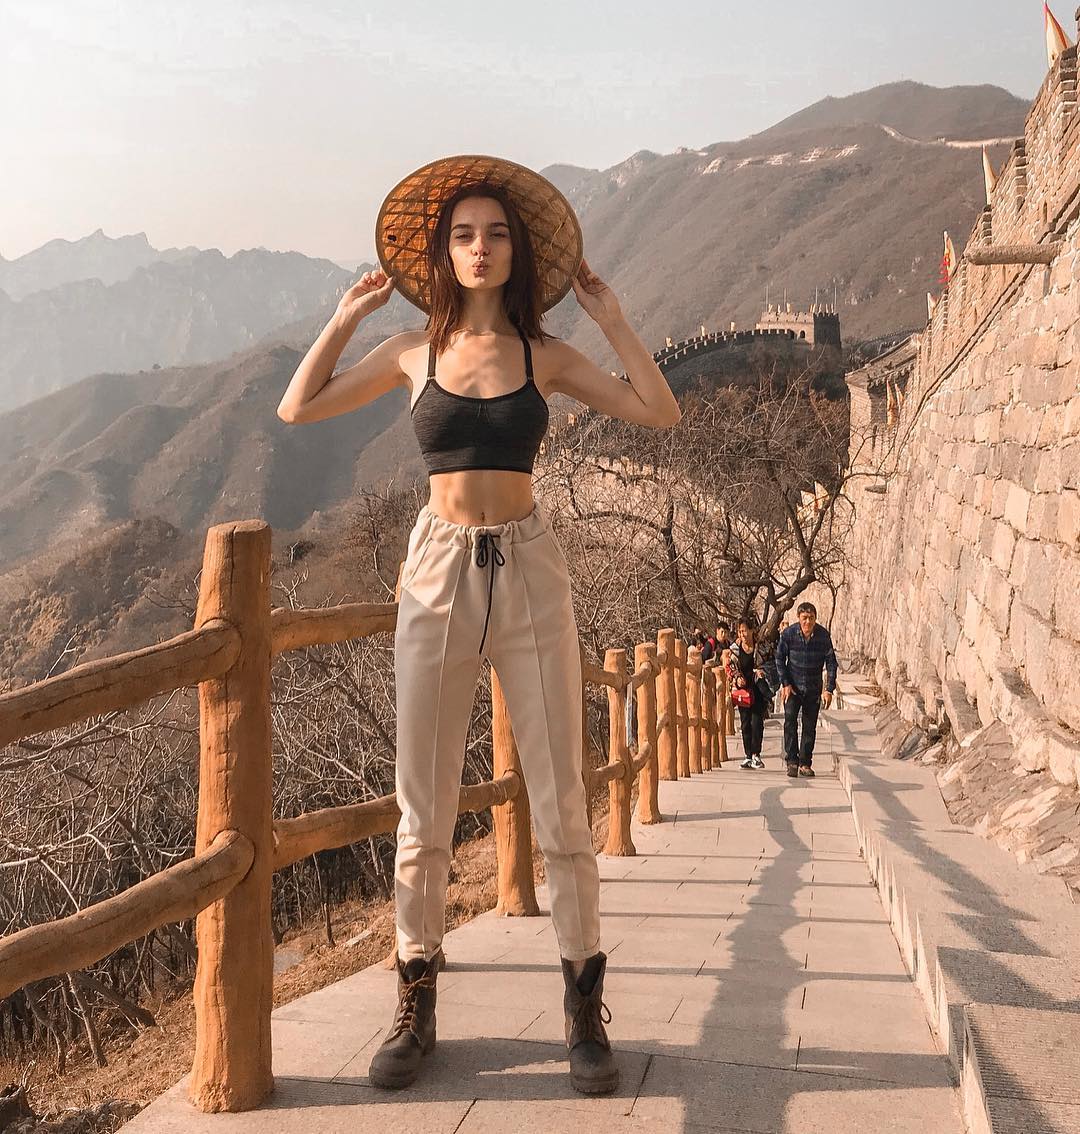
702, 663, 716, 771
634, 642, 661, 824
718, 663, 730, 763
656, 630, 678, 781
491, 671, 539, 916
603, 650, 635, 856
190, 521, 274, 1113
687, 647, 703, 774
674, 639, 690, 778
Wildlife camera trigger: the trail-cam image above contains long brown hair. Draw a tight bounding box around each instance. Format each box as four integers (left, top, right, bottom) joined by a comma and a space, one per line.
426, 182, 552, 356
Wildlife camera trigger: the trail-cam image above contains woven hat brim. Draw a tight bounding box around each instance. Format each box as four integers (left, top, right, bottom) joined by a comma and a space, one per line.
376, 155, 583, 315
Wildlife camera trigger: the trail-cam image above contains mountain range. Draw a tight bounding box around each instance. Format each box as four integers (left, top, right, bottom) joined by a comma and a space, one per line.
0, 234, 359, 413
0, 79, 1033, 683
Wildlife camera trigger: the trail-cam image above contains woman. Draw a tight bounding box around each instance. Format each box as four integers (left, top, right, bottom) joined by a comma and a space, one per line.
726, 619, 771, 770
277, 156, 680, 1095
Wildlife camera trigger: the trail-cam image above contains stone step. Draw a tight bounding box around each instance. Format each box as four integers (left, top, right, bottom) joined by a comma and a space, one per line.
910, 906, 1080, 1022
935, 947, 1080, 1072
863, 835, 1077, 991
962, 1004, 1080, 1134
836, 743, 1080, 1134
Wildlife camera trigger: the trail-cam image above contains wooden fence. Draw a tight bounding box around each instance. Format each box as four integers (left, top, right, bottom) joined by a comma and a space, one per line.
0, 519, 735, 1113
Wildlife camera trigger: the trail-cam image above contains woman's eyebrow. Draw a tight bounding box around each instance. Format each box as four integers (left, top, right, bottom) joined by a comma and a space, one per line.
451, 221, 511, 232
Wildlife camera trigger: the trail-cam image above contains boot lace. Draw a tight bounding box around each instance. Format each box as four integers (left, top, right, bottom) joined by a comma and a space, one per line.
571, 993, 613, 1050
387, 971, 435, 1042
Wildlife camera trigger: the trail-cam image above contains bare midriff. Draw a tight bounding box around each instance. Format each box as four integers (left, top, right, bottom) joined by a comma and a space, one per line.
427, 470, 536, 526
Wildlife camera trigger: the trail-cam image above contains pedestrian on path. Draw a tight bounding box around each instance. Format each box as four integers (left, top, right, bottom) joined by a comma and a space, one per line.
278, 155, 681, 1095
726, 619, 770, 769
776, 602, 838, 778
696, 628, 715, 663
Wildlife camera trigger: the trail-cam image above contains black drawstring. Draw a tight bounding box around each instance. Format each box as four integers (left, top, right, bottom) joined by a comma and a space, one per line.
474, 533, 505, 655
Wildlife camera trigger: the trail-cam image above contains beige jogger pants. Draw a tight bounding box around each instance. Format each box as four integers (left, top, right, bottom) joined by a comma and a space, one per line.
393, 502, 601, 963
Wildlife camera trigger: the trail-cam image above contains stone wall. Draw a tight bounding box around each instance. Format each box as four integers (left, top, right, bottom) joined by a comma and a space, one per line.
834, 42, 1080, 788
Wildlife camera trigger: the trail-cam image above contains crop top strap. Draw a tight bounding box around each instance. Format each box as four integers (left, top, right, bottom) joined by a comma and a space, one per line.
517, 329, 534, 381
427, 341, 437, 379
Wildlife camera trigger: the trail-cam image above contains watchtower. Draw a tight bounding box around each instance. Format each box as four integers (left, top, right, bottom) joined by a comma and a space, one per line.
755, 303, 841, 348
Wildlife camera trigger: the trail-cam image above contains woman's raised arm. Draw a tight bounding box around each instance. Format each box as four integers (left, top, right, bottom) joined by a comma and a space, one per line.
549, 259, 681, 429
277, 270, 408, 425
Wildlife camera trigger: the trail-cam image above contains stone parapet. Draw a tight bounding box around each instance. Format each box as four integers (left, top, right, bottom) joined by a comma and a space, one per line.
836, 25, 1080, 789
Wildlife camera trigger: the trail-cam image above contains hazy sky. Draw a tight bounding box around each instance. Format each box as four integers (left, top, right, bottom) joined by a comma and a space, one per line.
2, 0, 1061, 265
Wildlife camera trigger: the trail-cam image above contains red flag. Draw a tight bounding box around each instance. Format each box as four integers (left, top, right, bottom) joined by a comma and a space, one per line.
939, 231, 957, 287
1046, 3, 1072, 66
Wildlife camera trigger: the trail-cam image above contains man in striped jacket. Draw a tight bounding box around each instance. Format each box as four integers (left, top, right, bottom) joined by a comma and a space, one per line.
775, 602, 838, 778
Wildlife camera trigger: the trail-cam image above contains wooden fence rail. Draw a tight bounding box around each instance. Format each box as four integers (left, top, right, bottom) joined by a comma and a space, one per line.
0, 517, 742, 1114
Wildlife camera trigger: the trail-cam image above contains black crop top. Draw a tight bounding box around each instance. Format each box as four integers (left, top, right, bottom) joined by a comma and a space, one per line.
410, 330, 549, 476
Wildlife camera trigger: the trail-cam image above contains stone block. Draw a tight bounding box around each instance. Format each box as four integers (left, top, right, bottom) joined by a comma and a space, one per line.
938, 494, 962, 534
1059, 490, 1080, 549
1063, 396, 1080, 439
1036, 408, 1063, 447
1019, 448, 1047, 493
984, 566, 1014, 633
938, 567, 959, 609
1010, 539, 1056, 618
973, 412, 996, 444
1061, 439, 1080, 491
954, 636, 979, 691
943, 680, 984, 746
1001, 404, 1038, 445
960, 505, 982, 543
1004, 484, 1031, 531
1048, 365, 1080, 405
1024, 493, 1058, 541
990, 522, 1016, 573
990, 479, 1010, 518
1026, 327, 1063, 369
1011, 601, 1054, 700
1048, 636, 1080, 735
947, 466, 967, 501
1054, 556, 1080, 639
1000, 442, 1024, 483
956, 443, 979, 475
1032, 446, 1063, 493
963, 592, 983, 643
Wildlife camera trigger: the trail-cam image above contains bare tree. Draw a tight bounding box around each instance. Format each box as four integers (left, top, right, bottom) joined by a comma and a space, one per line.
536, 355, 853, 650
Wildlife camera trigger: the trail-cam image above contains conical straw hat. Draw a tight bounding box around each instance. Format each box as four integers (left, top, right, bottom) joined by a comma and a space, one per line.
376, 154, 583, 315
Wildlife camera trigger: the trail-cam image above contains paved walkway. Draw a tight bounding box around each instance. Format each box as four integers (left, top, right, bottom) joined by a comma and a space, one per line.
124, 700, 964, 1133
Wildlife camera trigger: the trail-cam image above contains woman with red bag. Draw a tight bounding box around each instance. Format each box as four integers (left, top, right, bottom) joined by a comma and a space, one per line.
726, 620, 770, 770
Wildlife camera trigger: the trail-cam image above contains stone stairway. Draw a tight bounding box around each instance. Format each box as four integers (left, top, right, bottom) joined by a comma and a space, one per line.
122, 696, 968, 1133
835, 687, 1080, 1134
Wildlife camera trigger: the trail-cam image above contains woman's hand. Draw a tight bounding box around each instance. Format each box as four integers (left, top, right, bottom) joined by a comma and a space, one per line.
336, 269, 395, 323
571, 257, 622, 326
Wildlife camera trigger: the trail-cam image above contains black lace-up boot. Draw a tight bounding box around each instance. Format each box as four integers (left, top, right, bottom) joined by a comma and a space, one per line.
561, 952, 619, 1095
368, 954, 439, 1089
